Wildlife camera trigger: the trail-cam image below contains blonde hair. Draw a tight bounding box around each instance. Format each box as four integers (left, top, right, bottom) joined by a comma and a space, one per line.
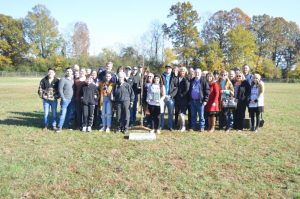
235, 71, 246, 81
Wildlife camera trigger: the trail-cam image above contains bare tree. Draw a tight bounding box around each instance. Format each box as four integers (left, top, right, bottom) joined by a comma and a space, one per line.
72, 22, 90, 57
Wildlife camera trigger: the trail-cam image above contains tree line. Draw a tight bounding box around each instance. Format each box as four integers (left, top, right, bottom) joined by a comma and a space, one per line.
1, 2, 300, 78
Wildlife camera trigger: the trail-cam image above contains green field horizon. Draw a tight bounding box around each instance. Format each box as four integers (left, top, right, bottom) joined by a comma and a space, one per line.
0, 77, 299, 198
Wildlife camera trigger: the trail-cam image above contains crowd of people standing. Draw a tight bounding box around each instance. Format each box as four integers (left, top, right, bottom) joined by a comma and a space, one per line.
38, 62, 265, 134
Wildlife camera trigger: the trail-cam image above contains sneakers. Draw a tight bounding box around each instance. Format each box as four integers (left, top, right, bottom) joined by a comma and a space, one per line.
82, 126, 87, 132
156, 129, 161, 134
199, 128, 205, 132
87, 126, 92, 132
180, 127, 186, 132
105, 128, 110, 133
42, 127, 48, 131
99, 127, 105, 132
55, 128, 62, 133
150, 129, 155, 134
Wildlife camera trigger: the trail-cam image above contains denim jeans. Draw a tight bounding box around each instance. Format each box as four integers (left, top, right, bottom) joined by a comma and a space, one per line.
101, 96, 112, 128
160, 98, 175, 129
58, 99, 72, 129
130, 94, 138, 125
43, 99, 57, 127
219, 108, 234, 130
67, 98, 76, 127
190, 100, 205, 129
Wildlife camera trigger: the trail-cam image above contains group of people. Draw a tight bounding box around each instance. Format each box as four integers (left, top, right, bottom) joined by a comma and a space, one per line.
38, 62, 265, 134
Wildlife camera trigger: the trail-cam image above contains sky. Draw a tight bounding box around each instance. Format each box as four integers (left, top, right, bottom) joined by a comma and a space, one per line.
1, 0, 299, 55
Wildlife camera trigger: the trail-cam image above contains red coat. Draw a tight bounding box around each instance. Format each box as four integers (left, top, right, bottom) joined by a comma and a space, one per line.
205, 82, 221, 112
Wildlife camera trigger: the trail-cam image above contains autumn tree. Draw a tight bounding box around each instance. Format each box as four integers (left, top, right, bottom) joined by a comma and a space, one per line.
202, 8, 250, 50
198, 41, 224, 71
0, 14, 28, 68
23, 4, 61, 58
226, 25, 256, 67
162, 1, 202, 65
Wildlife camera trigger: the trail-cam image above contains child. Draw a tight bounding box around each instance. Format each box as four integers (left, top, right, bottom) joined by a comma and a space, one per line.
146, 74, 165, 134
80, 75, 99, 132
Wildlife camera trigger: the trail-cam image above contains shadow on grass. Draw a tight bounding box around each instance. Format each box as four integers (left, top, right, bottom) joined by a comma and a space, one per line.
0, 111, 44, 128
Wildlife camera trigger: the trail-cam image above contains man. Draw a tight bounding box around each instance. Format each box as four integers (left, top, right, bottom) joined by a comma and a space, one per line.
73, 68, 87, 130
229, 69, 236, 84
160, 64, 178, 131
243, 64, 253, 85
56, 67, 74, 133
129, 66, 141, 127
189, 68, 210, 131
38, 68, 60, 131
98, 61, 117, 83
112, 72, 135, 134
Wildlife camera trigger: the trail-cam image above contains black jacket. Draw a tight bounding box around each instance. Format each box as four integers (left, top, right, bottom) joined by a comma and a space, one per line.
236, 80, 251, 104
38, 76, 60, 100
189, 77, 210, 103
112, 82, 135, 102
175, 77, 190, 105
131, 73, 141, 95
80, 84, 99, 105
161, 73, 178, 99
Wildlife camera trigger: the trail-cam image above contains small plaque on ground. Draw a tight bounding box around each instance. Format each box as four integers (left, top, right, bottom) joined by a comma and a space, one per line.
128, 132, 156, 140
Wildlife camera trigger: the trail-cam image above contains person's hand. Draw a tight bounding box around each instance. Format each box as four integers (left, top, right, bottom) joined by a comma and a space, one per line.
203, 102, 207, 106
94, 95, 97, 99
130, 102, 133, 108
212, 102, 216, 106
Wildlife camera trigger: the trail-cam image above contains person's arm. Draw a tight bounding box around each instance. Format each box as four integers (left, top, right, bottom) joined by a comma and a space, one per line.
169, 76, 178, 98
203, 80, 210, 104
58, 78, 65, 100
38, 79, 44, 98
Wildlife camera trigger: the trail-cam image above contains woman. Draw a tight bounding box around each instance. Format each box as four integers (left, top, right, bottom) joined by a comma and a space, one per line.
217, 70, 235, 132
112, 71, 135, 134
146, 74, 165, 134
248, 74, 264, 132
91, 70, 100, 128
99, 72, 114, 133
205, 72, 221, 132
175, 67, 190, 132
233, 71, 251, 131
142, 73, 154, 128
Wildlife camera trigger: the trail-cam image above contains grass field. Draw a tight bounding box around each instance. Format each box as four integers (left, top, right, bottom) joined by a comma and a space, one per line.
0, 77, 299, 198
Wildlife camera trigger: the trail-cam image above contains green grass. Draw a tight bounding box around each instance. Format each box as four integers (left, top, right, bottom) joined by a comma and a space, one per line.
0, 77, 299, 198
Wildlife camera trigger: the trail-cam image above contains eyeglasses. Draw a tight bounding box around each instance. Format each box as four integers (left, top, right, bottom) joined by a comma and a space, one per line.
148, 76, 153, 78
236, 75, 242, 77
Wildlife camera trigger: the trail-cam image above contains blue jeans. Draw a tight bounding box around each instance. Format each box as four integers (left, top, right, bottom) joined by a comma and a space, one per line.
43, 99, 57, 127
130, 94, 138, 125
58, 99, 72, 129
160, 98, 175, 129
67, 98, 76, 127
101, 96, 112, 128
190, 100, 205, 129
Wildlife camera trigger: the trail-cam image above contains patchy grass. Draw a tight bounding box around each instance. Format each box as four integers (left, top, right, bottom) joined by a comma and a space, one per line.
0, 77, 299, 198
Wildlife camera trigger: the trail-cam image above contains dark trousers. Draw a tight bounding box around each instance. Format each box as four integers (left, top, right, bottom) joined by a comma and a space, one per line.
116, 101, 130, 130
249, 107, 261, 129
219, 108, 234, 130
82, 104, 95, 127
75, 99, 83, 128
148, 104, 160, 130
234, 102, 247, 130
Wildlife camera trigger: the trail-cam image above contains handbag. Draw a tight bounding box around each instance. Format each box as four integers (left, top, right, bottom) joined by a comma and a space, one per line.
259, 113, 265, 127
222, 97, 237, 109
